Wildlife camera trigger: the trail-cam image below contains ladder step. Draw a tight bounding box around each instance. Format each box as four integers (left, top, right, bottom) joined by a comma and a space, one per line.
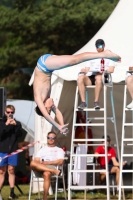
73, 143, 106, 146
87, 117, 113, 121
125, 108, 133, 111
71, 154, 111, 157
74, 123, 105, 126
86, 86, 96, 88
122, 154, 133, 157
71, 170, 106, 173
69, 186, 110, 189
121, 170, 133, 173
72, 138, 106, 142
121, 186, 133, 189
75, 108, 104, 111
124, 123, 133, 126
123, 138, 133, 141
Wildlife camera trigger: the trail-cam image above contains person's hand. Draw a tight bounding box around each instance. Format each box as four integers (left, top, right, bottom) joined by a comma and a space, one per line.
6, 118, 16, 125
81, 67, 90, 73
40, 160, 49, 165
123, 161, 127, 166
59, 124, 69, 136
80, 68, 86, 73
5, 118, 11, 125
99, 70, 104, 74
9, 118, 16, 125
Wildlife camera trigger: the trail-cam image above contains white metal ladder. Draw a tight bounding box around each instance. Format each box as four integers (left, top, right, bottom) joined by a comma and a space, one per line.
119, 71, 133, 200
68, 73, 120, 200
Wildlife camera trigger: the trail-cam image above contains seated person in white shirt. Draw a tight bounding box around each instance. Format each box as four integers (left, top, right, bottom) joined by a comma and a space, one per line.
126, 59, 133, 109
30, 131, 65, 200
77, 39, 116, 110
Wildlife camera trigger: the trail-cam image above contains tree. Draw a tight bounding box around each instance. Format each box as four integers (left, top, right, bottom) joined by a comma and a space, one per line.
0, 0, 119, 99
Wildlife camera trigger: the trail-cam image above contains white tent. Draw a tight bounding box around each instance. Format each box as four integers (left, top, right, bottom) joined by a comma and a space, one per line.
52, 0, 133, 82
29, 0, 133, 153
6, 99, 35, 138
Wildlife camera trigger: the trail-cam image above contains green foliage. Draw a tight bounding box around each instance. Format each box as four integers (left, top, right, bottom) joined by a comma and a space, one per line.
0, 0, 119, 99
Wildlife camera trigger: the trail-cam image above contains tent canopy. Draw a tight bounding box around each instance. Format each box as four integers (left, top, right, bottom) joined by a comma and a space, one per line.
52, 0, 133, 83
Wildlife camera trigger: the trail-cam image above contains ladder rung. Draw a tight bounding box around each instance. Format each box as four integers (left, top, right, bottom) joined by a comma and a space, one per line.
124, 123, 133, 126
71, 154, 111, 157
121, 170, 133, 173
72, 139, 106, 142
69, 186, 110, 189
86, 86, 96, 88
74, 144, 105, 147
74, 123, 105, 126
123, 138, 133, 141
125, 108, 133, 111
87, 117, 113, 120
122, 154, 133, 157
71, 170, 106, 173
75, 108, 104, 111
120, 186, 133, 189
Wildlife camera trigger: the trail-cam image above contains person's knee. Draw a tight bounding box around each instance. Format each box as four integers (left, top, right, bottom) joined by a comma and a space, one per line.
77, 75, 85, 85
43, 171, 51, 180
111, 166, 119, 174
95, 75, 102, 84
0, 168, 6, 176
8, 167, 15, 175
30, 160, 36, 169
100, 172, 106, 177
126, 75, 133, 85
115, 167, 120, 174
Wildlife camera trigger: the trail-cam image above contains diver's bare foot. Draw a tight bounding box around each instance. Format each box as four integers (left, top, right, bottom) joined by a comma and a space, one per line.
103, 49, 121, 62
54, 169, 62, 176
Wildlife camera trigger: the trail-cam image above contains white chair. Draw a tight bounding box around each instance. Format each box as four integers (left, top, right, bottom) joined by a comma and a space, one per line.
109, 173, 116, 195
28, 164, 67, 200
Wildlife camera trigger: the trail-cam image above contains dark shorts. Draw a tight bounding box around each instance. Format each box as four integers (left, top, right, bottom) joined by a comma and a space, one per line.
100, 165, 113, 172
0, 153, 18, 167
89, 75, 96, 85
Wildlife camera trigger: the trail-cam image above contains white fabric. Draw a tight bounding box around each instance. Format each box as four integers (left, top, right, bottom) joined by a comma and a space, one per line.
130, 58, 133, 66
125, 58, 133, 80
85, 58, 116, 76
41, 0, 132, 83
73, 144, 87, 186
35, 146, 65, 161
25, 133, 34, 156
29, 0, 133, 84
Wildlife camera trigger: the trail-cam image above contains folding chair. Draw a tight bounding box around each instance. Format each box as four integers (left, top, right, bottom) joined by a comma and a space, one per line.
109, 173, 116, 195
28, 164, 67, 200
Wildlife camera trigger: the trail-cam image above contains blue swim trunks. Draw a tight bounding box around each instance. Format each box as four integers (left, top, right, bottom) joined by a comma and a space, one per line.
36, 54, 54, 73
0, 153, 18, 167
